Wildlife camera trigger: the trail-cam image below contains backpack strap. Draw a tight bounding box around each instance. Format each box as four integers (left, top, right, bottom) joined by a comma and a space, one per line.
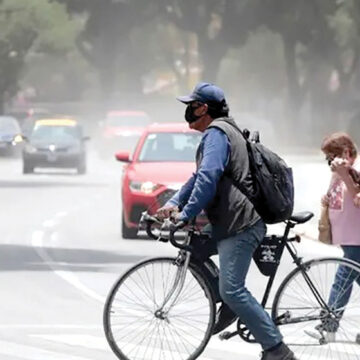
209, 118, 257, 199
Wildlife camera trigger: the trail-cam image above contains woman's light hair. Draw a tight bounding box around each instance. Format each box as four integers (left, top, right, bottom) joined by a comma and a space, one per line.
321, 132, 357, 158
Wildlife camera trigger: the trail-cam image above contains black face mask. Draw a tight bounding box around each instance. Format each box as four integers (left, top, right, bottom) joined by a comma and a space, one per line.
185, 104, 202, 123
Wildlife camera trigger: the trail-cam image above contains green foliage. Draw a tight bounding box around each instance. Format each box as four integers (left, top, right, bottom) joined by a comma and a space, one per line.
0, 0, 82, 111
219, 29, 286, 109
0, 0, 79, 54
3, 0, 360, 137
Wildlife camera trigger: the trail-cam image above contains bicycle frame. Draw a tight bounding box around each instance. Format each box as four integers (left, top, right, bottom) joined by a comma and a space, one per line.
255, 220, 336, 328
190, 219, 335, 332
142, 212, 334, 332
278, 222, 334, 314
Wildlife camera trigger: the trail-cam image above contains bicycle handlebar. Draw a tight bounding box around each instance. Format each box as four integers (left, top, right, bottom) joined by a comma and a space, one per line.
140, 212, 191, 251
140, 212, 162, 240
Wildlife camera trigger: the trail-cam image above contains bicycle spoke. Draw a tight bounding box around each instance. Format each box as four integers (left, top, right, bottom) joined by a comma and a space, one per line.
273, 258, 360, 360
104, 257, 215, 360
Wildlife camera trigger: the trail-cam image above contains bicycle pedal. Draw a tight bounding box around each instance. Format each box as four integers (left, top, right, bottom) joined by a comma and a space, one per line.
219, 331, 232, 341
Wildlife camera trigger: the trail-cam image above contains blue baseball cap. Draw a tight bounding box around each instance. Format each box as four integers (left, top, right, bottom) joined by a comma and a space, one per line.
177, 82, 226, 104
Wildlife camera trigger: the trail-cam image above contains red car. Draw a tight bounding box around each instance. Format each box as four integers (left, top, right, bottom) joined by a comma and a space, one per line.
116, 122, 202, 239
99, 110, 151, 158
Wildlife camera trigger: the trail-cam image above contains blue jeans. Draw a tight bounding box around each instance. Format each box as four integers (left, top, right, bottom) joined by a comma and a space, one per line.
217, 220, 283, 350
327, 246, 360, 331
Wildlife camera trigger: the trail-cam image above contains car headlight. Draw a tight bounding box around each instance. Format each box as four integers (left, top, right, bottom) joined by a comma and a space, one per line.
12, 134, 23, 145
129, 181, 160, 194
25, 144, 37, 153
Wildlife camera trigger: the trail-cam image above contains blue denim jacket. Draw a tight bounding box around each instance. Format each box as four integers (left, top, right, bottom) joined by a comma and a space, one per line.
167, 127, 230, 221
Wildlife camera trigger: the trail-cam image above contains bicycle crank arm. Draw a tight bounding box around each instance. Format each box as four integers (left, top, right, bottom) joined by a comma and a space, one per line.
218, 330, 239, 341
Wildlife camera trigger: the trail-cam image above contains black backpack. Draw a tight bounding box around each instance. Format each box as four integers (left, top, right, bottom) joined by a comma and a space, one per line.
232, 125, 294, 224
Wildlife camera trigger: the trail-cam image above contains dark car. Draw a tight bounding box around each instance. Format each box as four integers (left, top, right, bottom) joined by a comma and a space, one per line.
0, 116, 24, 156
22, 118, 89, 174
6, 107, 50, 126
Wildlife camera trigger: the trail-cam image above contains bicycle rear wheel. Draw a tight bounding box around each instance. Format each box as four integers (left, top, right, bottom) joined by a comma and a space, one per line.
272, 257, 360, 360
104, 257, 216, 360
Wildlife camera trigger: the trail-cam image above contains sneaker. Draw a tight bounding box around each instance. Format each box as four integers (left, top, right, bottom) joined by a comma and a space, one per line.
212, 302, 237, 335
304, 324, 336, 344
304, 329, 336, 343
260, 343, 297, 360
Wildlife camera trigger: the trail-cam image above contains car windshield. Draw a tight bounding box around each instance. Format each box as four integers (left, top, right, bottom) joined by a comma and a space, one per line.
106, 114, 150, 127
0, 117, 20, 134
138, 132, 201, 162
31, 125, 81, 142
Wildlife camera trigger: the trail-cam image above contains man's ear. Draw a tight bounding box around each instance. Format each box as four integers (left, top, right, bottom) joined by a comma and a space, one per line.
200, 103, 208, 116
194, 103, 207, 117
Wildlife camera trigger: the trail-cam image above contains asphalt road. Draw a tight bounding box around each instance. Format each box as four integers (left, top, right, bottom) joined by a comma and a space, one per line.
0, 150, 344, 360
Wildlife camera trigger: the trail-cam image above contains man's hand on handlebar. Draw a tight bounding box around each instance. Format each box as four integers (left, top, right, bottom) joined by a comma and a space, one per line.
155, 205, 179, 221
141, 210, 190, 250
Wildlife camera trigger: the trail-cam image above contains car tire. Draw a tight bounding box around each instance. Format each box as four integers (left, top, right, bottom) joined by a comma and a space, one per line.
77, 161, 86, 175
121, 213, 138, 239
23, 162, 33, 174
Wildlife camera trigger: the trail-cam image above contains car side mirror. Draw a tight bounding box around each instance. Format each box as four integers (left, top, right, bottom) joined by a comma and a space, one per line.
115, 151, 131, 162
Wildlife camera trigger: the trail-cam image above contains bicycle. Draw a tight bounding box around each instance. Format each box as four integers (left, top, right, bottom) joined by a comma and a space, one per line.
103, 211, 360, 360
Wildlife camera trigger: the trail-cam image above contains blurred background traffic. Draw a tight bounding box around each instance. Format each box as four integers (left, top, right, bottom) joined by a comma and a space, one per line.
1, 0, 360, 150
0, 1, 358, 359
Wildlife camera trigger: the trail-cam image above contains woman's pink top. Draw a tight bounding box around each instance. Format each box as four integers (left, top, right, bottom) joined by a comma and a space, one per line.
328, 157, 360, 246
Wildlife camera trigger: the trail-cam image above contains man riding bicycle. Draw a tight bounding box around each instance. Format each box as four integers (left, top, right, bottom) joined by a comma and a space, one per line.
156, 82, 296, 360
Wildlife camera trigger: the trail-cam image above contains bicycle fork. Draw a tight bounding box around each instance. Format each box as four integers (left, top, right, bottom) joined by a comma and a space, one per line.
154, 249, 191, 322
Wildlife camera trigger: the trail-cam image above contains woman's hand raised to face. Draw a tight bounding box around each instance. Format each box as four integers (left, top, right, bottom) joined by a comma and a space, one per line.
330, 157, 351, 179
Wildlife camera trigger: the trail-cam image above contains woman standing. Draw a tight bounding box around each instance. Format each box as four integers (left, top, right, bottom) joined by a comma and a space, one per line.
320, 132, 360, 338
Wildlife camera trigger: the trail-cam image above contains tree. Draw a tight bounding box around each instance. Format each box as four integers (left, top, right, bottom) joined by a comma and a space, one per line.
0, 0, 80, 113
262, 0, 360, 140
57, 1, 254, 95
218, 0, 360, 141
57, 0, 160, 98
160, 0, 230, 85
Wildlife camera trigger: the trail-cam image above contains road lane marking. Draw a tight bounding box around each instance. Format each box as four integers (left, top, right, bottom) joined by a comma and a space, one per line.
0, 339, 91, 360
30, 333, 261, 358
31, 230, 106, 304
55, 211, 68, 218
29, 332, 360, 359
50, 231, 60, 247
31, 334, 107, 351
0, 324, 102, 329
3, 234, 13, 245
42, 219, 57, 228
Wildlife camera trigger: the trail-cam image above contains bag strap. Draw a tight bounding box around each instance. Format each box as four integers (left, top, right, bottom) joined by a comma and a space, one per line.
210, 118, 253, 161
210, 118, 257, 198
211, 117, 249, 142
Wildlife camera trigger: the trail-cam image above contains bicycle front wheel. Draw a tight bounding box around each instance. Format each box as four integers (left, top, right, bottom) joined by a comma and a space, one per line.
272, 257, 360, 359
104, 257, 216, 360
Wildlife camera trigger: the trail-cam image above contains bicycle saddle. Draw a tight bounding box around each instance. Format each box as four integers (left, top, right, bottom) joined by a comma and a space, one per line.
289, 211, 314, 224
